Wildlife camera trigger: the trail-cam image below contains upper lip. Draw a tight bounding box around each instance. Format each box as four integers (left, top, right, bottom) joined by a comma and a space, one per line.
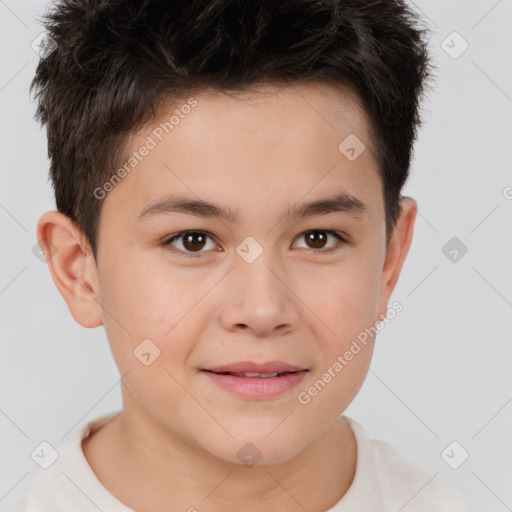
204, 361, 307, 373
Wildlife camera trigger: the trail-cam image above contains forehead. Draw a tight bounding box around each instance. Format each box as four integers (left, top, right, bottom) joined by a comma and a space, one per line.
163, 82, 374, 151
100, 82, 382, 228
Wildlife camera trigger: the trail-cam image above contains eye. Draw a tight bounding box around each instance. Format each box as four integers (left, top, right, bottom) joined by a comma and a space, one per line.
163, 231, 218, 258
292, 230, 346, 252
163, 229, 347, 258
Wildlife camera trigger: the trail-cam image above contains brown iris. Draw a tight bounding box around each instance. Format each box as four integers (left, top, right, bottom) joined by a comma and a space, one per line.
304, 231, 329, 249
182, 232, 207, 252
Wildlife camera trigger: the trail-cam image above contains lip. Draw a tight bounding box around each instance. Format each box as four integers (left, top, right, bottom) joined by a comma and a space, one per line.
205, 361, 306, 373
201, 369, 308, 399
201, 361, 309, 399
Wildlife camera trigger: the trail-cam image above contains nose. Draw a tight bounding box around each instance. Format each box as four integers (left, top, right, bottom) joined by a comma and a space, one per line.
218, 251, 300, 338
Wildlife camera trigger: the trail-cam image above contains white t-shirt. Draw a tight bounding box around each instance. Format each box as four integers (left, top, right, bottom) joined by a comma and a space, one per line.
18, 411, 470, 512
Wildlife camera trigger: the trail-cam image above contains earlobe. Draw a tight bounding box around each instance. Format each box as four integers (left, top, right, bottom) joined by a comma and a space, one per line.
377, 197, 417, 320
36, 211, 103, 328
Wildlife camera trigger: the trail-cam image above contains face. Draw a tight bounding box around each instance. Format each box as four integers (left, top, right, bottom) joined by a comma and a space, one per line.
45, 83, 415, 466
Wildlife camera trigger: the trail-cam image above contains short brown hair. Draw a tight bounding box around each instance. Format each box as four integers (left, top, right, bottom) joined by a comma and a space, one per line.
30, 0, 431, 261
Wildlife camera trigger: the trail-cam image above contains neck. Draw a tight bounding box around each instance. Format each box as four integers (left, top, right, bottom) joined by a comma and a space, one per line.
82, 388, 357, 512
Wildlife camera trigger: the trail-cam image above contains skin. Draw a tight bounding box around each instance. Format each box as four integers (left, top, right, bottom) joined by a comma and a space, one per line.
37, 82, 417, 512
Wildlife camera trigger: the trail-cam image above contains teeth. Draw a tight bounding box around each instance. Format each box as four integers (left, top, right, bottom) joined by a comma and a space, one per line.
233, 372, 279, 378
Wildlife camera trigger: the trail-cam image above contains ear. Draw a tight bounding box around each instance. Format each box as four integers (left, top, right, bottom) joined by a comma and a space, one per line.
36, 211, 103, 328
377, 197, 417, 320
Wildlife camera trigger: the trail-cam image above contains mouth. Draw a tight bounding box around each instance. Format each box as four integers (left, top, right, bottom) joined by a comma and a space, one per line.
202, 370, 303, 378
200, 362, 308, 398
204, 361, 307, 374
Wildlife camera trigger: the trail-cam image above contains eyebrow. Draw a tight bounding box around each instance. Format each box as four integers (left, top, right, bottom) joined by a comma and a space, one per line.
138, 191, 367, 223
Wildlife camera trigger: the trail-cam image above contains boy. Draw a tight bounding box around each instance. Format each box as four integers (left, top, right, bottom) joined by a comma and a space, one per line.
20, 0, 470, 510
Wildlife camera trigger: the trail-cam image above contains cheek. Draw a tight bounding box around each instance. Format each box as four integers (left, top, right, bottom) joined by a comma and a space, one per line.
303, 254, 382, 342
96, 254, 209, 371
297, 269, 378, 419
99, 251, 204, 329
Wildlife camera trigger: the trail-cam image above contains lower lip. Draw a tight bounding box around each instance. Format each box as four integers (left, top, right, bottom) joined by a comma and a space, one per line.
201, 370, 308, 398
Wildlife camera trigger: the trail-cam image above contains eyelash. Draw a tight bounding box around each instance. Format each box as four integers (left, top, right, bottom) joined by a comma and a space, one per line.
162, 229, 347, 258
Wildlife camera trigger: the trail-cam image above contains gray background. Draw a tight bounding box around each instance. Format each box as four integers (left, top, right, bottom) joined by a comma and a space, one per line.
1, 1, 511, 510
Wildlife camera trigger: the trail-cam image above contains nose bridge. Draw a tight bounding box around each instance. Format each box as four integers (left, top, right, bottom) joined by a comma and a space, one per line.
219, 238, 301, 335
235, 238, 286, 303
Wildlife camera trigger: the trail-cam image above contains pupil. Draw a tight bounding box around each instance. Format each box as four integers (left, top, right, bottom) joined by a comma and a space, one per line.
184, 232, 206, 252
307, 231, 326, 249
